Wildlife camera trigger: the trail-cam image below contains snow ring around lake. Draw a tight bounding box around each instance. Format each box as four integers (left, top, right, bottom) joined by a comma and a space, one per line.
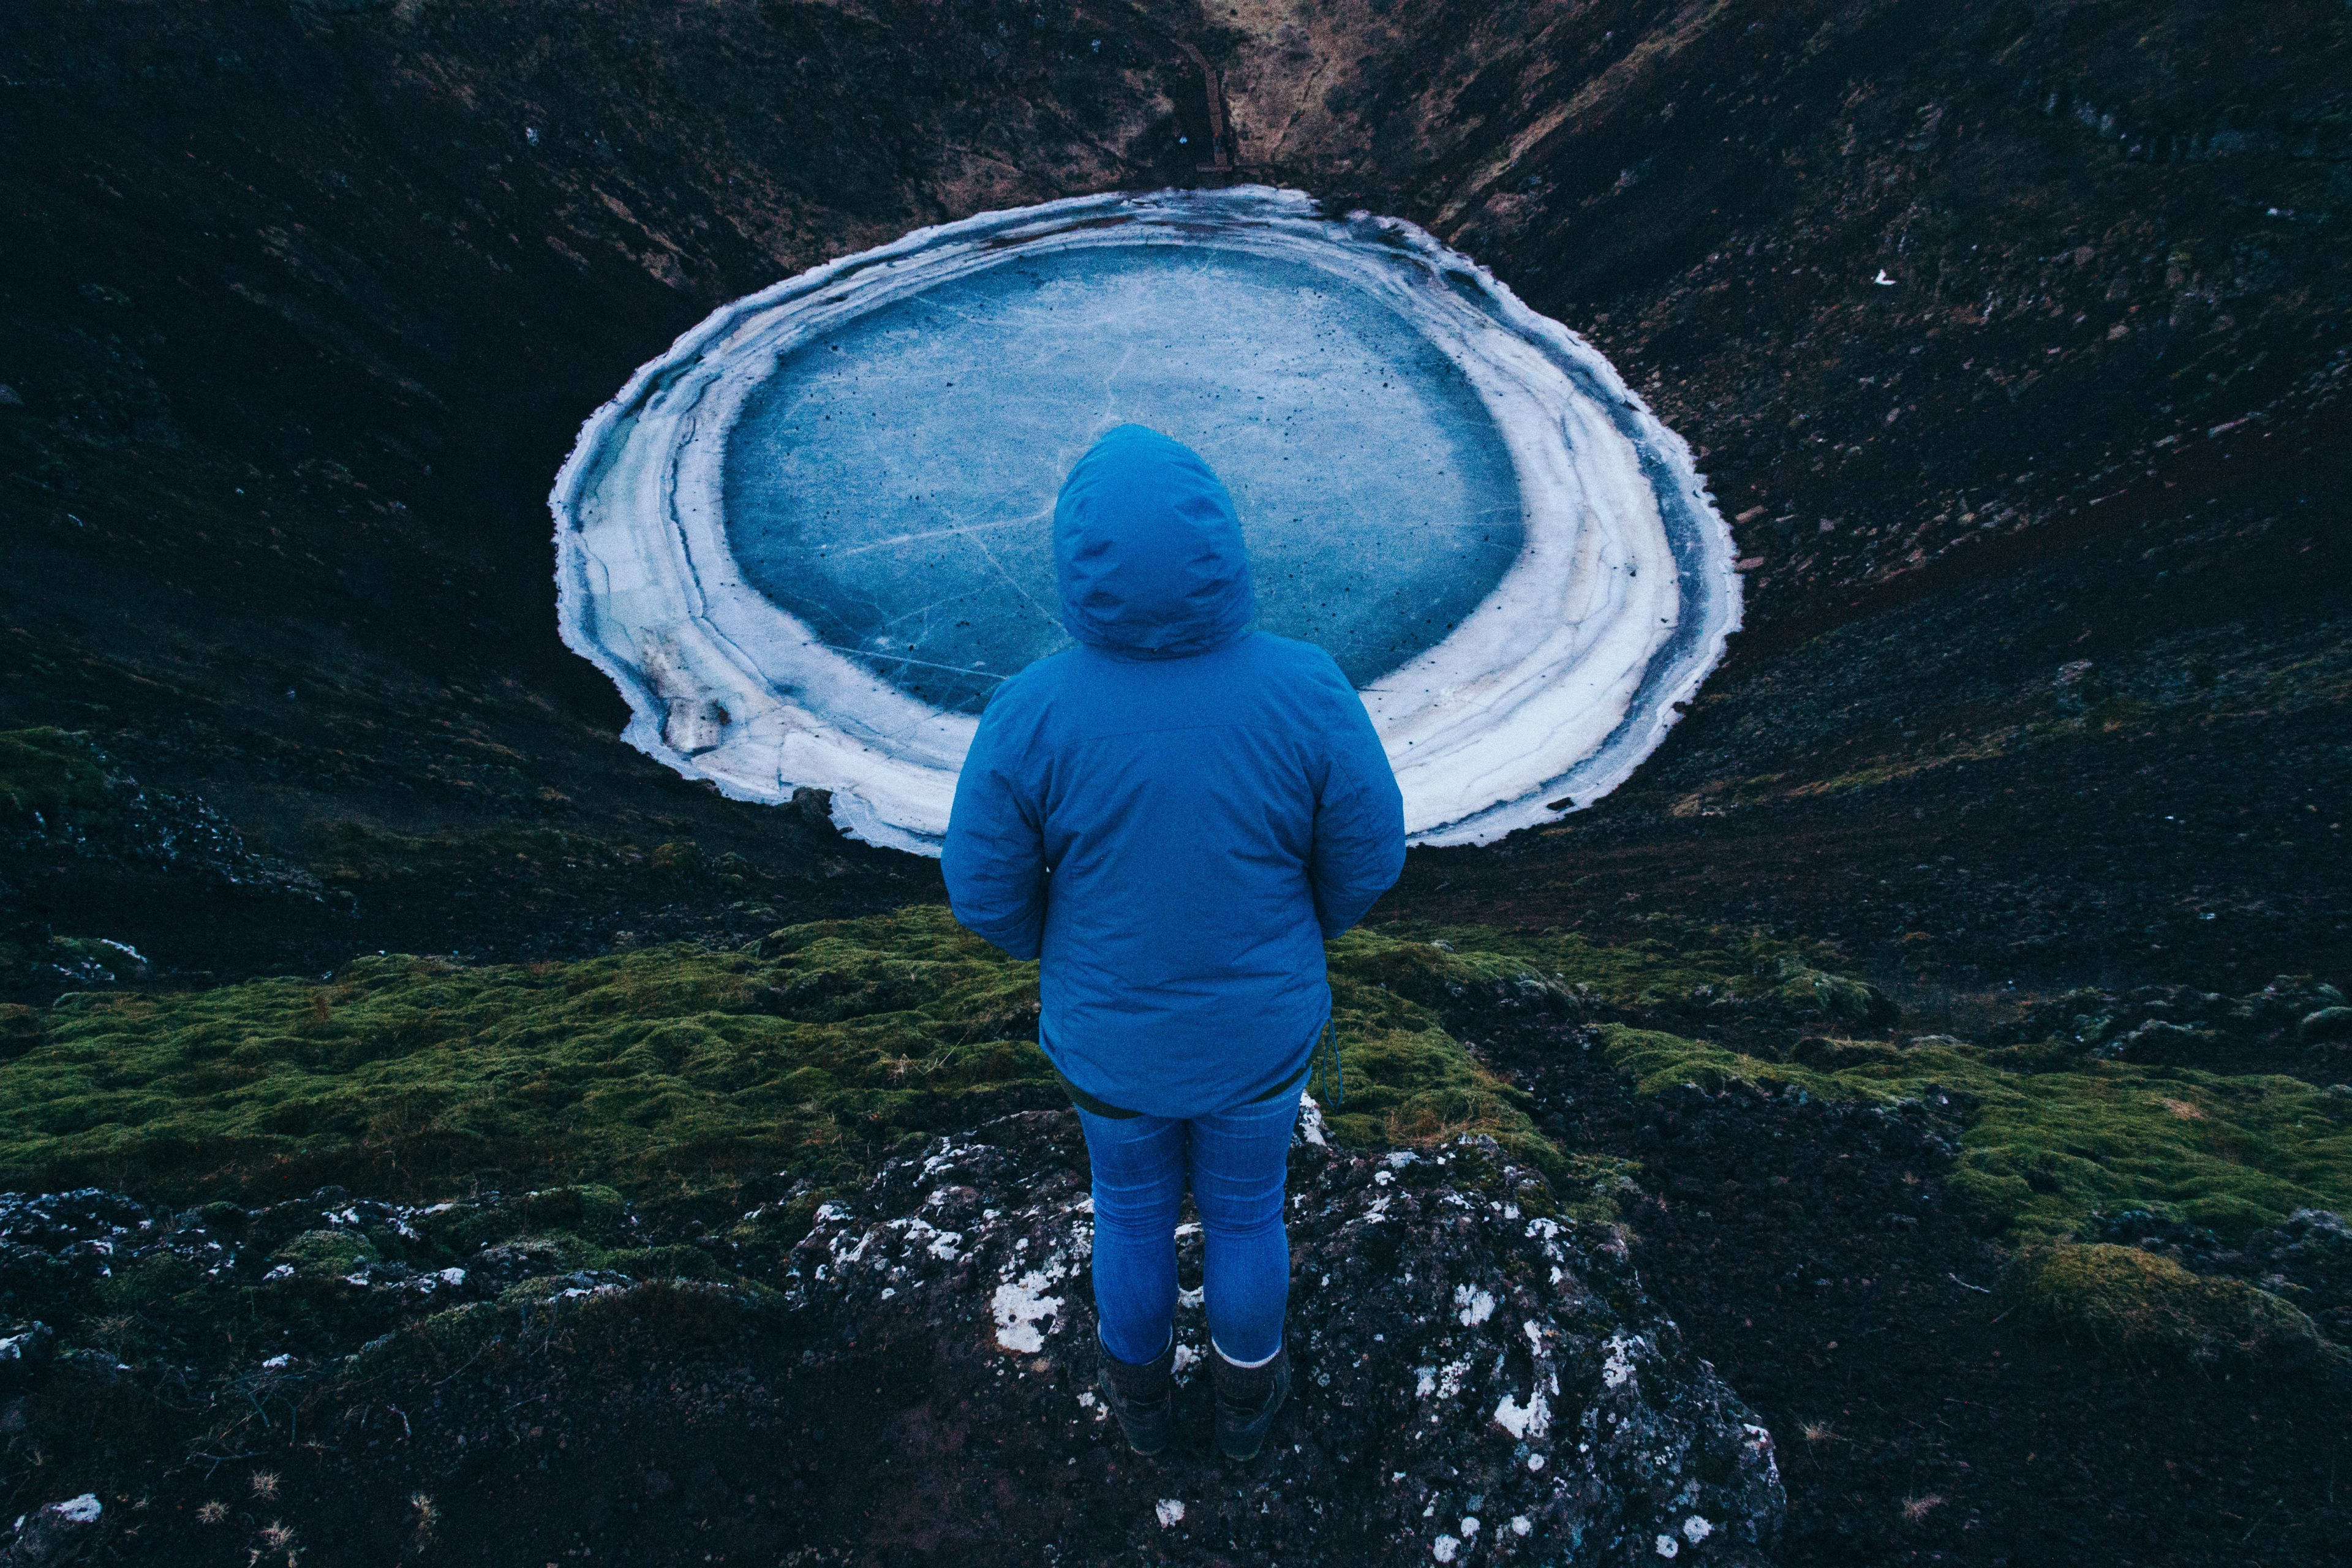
551, 186, 1740, 854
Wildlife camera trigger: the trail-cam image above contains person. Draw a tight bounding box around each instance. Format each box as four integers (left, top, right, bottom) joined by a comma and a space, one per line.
942, 424, 1407, 1460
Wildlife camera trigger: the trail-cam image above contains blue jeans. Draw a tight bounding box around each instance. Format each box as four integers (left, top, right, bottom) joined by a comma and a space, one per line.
1076, 1088, 1302, 1367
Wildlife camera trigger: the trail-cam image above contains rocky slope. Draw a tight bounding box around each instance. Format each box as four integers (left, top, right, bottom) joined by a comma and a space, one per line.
4, 0, 2346, 988
0, 1116, 1785, 1566
2, 5, 2348, 1563
2, 913, 2347, 1564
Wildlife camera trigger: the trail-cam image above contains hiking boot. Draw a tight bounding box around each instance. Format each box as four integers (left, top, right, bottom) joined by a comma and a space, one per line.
1210, 1342, 1289, 1460
1096, 1332, 1176, 1457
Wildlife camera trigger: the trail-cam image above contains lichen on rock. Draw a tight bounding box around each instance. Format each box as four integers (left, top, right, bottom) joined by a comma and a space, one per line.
786, 1110, 1782, 1564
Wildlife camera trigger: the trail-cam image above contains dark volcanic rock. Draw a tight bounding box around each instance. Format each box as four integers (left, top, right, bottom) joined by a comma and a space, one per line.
0, 1110, 1781, 1564
788, 1109, 1783, 1566
4, 1493, 102, 1567
1986, 976, 2352, 1078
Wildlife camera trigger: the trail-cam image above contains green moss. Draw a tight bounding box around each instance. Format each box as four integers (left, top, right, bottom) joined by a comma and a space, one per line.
271, 1229, 377, 1280
417, 1184, 631, 1250
605, 1243, 722, 1280
649, 840, 702, 876
1321, 932, 1562, 1177
352, 1300, 509, 1378
0, 727, 112, 826
94, 1252, 208, 1313
306, 820, 648, 886
1556, 1152, 1645, 1225
0, 908, 1559, 1204
1336, 919, 1880, 1020
475, 1233, 603, 1275
1, 1005, 42, 1057
0, 907, 1057, 1200
1591, 1025, 2352, 1243
4, 936, 152, 997
1769, 955, 1897, 1025
2007, 1242, 2345, 1369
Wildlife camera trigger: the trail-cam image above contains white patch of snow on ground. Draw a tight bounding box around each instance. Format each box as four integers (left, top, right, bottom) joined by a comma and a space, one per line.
1431, 1536, 1460, 1563
1172, 1344, 1202, 1376
438, 1267, 466, 1286
1155, 1499, 1185, 1528
1295, 1095, 1329, 1147
1683, 1515, 1714, 1543
1655, 1534, 1681, 1558
52, 1495, 102, 1525
552, 187, 1741, 854
261, 1354, 292, 1369
1460, 1515, 1481, 1537
1510, 1515, 1532, 1536
990, 1273, 1063, 1353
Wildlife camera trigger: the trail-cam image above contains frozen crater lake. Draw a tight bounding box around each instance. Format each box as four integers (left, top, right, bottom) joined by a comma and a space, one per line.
553, 188, 1740, 854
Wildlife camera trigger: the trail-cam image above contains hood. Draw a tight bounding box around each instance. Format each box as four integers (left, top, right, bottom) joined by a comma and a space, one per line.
1053, 424, 1256, 660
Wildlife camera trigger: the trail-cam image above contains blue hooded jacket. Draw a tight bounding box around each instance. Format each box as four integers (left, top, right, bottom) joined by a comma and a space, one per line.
942, 425, 1408, 1119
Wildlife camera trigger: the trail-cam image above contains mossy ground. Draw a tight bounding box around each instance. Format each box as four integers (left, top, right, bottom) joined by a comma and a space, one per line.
7, 908, 2338, 1244
1582, 1008, 2352, 1370
2, 907, 1050, 1202
303, 819, 758, 895
0, 726, 111, 826
0, 909, 1558, 1209
1587, 1023, 2352, 1245
1329, 921, 2351, 1368
1351, 918, 1821, 1009
10, 907, 2345, 1376
2005, 1242, 2345, 1371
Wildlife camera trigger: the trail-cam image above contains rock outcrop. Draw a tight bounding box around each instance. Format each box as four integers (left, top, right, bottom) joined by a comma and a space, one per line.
788, 1109, 1782, 1565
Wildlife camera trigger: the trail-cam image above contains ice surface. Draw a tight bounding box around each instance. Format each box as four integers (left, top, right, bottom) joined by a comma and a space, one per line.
552, 187, 1741, 853
721, 244, 1520, 709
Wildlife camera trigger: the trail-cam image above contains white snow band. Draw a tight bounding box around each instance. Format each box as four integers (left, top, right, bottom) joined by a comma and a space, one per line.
551, 187, 1741, 854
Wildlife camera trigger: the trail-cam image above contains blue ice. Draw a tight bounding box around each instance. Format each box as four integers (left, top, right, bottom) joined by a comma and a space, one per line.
720, 245, 1522, 710
552, 188, 1741, 853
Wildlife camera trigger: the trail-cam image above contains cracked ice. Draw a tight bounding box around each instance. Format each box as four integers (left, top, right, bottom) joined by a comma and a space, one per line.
552, 187, 1740, 853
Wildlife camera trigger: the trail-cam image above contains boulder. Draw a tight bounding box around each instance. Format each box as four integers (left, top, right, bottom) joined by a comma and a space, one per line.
6, 1494, 100, 1567
786, 1109, 1784, 1566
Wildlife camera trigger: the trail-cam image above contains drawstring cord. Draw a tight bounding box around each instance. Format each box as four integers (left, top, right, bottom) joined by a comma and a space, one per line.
1312, 1023, 1344, 1107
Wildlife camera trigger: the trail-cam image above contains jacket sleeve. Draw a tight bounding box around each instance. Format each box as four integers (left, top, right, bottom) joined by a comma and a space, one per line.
1308, 680, 1408, 939
942, 703, 1048, 960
